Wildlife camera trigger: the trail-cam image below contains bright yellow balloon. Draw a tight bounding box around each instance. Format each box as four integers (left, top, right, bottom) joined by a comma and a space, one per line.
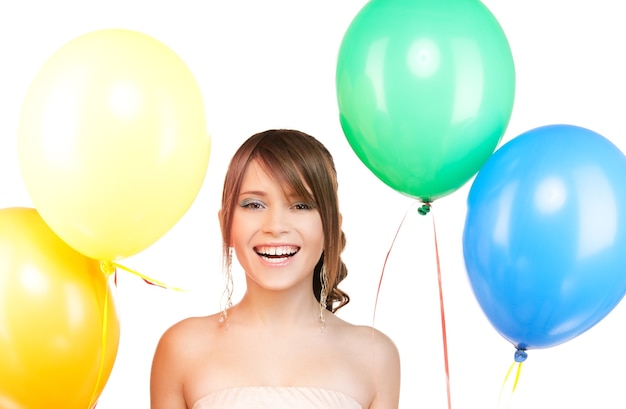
18, 29, 211, 260
0, 207, 120, 409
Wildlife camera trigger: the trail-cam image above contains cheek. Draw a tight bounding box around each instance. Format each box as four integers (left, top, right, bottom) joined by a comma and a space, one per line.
230, 214, 249, 246
307, 218, 325, 250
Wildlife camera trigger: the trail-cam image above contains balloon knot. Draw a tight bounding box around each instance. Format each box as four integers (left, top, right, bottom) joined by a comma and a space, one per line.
418, 203, 431, 216
100, 260, 116, 278
514, 348, 528, 362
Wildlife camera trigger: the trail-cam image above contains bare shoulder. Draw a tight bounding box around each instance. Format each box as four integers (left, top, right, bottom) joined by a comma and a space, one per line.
150, 315, 220, 409
332, 315, 399, 359
157, 315, 216, 350
329, 316, 401, 409
152, 314, 224, 375
151, 315, 211, 374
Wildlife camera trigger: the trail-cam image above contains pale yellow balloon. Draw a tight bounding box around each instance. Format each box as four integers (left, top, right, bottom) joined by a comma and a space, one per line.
18, 29, 211, 260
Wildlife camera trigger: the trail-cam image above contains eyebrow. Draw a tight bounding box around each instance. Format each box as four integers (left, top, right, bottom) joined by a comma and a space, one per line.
238, 189, 307, 202
238, 190, 267, 197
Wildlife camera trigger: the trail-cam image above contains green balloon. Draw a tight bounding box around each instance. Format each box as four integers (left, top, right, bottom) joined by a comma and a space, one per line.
336, 0, 515, 202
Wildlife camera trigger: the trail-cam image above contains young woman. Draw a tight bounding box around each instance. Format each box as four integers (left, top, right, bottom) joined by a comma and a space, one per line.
150, 129, 401, 409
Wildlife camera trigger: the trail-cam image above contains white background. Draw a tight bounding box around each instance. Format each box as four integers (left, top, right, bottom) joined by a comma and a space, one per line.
1, 1, 625, 408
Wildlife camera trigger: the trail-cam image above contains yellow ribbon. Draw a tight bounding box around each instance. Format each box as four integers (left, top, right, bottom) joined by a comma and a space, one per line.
86, 261, 186, 408
103, 260, 187, 292
87, 266, 115, 409
498, 360, 524, 409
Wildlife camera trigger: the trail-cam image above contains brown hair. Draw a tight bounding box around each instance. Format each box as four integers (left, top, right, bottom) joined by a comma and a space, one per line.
219, 129, 349, 312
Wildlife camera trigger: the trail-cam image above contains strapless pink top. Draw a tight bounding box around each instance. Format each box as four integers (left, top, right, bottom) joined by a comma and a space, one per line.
191, 386, 363, 409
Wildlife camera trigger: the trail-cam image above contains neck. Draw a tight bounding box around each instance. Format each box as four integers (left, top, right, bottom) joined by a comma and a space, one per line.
234, 288, 322, 330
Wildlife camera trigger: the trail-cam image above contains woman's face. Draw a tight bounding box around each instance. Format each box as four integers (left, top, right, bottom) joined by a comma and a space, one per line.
230, 160, 324, 294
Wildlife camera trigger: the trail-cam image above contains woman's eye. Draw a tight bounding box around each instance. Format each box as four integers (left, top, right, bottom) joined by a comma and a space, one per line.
293, 202, 313, 210
240, 199, 264, 210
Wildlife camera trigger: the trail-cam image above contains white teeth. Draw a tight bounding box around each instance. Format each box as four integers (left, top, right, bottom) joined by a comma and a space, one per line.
256, 246, 298, 257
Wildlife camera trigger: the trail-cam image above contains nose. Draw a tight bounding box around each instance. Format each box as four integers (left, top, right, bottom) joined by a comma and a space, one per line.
262, 207, 290, 235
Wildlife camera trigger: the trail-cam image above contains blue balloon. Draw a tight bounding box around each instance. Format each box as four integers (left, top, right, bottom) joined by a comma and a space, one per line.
463, 124, 626, 350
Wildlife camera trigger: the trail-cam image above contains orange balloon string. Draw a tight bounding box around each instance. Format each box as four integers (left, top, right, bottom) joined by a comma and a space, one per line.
372, 202, 416, 325
371, 202, 416, 398
372, 202, 452, 409
431, 211, 452, 409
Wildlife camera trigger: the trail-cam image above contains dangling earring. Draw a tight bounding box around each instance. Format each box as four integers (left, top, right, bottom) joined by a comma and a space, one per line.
219, 247, 234, 327
319, 263, 328, 330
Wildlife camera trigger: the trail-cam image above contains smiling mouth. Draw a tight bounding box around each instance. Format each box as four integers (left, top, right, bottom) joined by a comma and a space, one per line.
254, 245, 299, 259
